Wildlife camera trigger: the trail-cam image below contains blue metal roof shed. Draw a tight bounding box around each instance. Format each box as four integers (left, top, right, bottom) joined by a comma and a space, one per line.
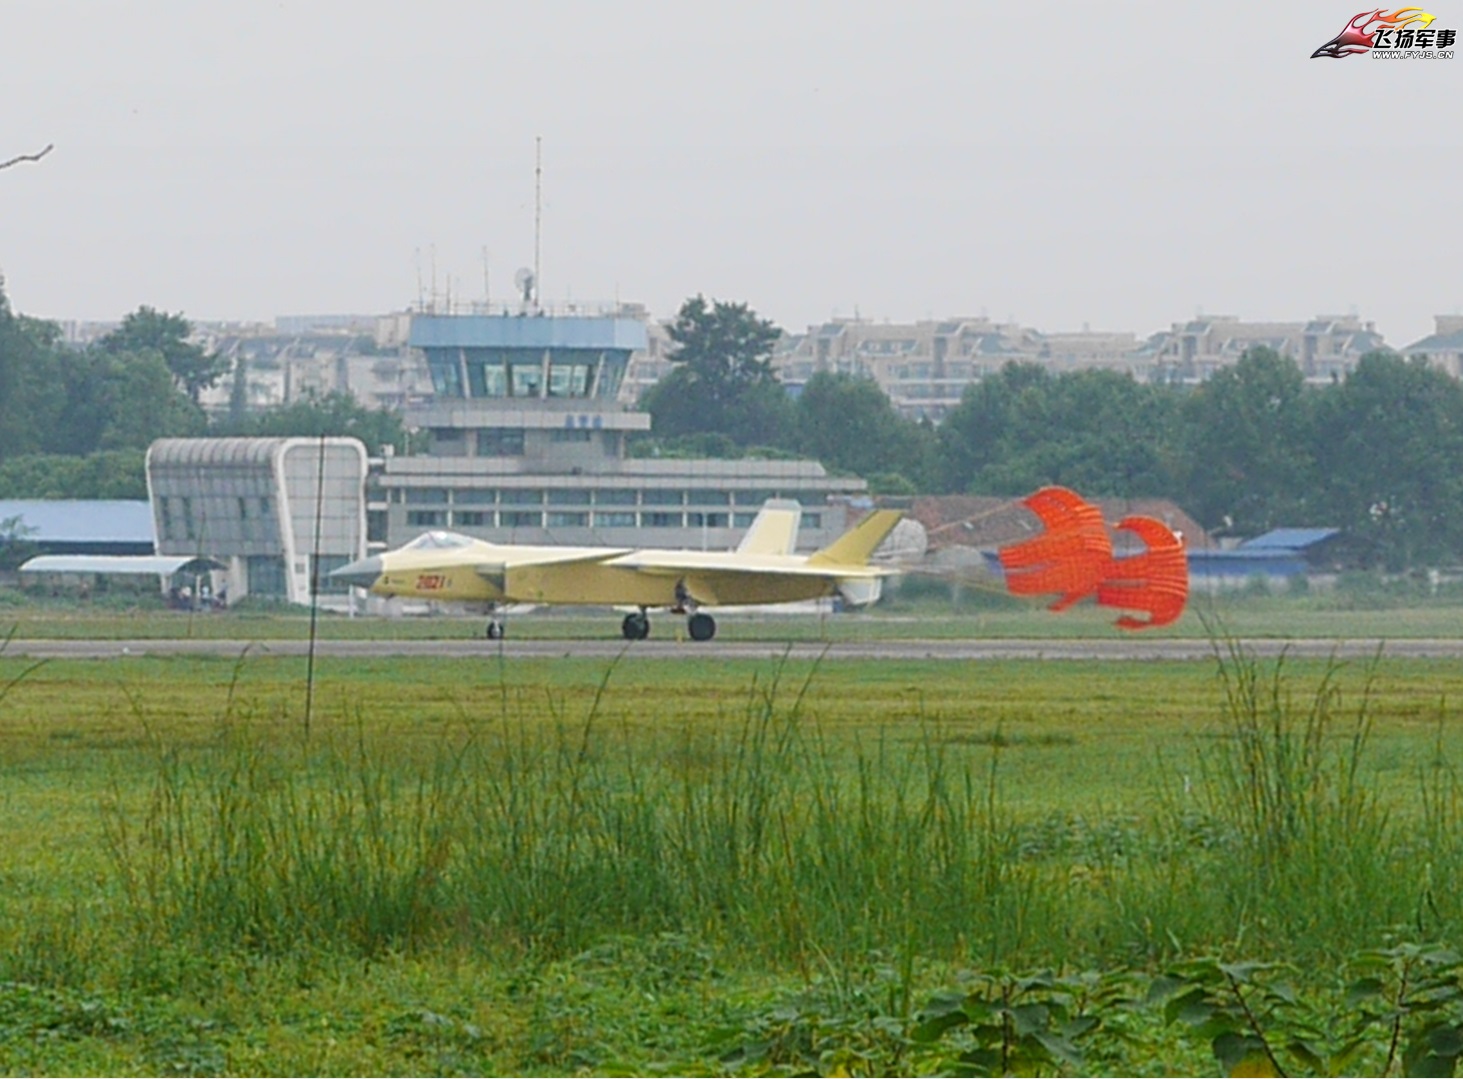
0, 500, 156, 556
1239, 528, 1342, 551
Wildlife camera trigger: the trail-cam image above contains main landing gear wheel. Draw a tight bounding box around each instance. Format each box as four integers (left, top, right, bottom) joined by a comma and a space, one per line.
621, 612, 650, 640
687, 612, 717, 641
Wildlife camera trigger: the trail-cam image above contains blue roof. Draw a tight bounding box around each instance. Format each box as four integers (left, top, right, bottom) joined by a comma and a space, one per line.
0, 500, 156, 545
408, 314, 647, 351
1239, 528, 1341, 551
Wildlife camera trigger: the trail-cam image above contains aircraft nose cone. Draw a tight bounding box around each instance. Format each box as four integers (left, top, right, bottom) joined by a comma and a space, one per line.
330, 555, 384, 589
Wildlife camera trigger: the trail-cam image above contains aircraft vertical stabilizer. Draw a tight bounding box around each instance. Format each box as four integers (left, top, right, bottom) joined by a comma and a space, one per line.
806, 510, 903, 568
736, 499, 802, 556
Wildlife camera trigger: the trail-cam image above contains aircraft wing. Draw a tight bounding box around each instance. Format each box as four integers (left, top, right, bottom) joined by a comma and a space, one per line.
607, 551, 891, 578
471, 546, 632, 574
604, 552, 892, 606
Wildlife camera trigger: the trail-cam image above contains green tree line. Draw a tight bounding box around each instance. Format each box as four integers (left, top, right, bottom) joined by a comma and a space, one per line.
642, 297, 1463, 569
6, 286, 1461, 569
0, 285, 407, 500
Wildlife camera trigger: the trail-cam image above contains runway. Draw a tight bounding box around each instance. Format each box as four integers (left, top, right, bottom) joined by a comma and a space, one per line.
6, 637, 1463, 661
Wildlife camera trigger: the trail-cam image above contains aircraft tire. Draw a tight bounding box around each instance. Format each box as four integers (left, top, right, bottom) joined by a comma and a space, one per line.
486, 620, 503, 640
687, 612, 716, 641
622, 613, 650, 640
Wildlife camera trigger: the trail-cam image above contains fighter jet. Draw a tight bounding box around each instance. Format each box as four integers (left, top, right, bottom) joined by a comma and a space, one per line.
330, 500, 902, 641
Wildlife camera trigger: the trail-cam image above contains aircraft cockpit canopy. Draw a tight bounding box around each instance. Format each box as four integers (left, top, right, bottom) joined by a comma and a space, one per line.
403, 530, 477, 551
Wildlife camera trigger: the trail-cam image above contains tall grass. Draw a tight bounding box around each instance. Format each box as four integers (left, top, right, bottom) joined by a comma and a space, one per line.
93, 642, 1463, 980
1133, 639, 1454, 961
100, 665, 1053, 971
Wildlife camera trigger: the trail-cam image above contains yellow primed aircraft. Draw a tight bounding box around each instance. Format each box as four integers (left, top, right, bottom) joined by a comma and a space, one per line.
330, 500, 903, 641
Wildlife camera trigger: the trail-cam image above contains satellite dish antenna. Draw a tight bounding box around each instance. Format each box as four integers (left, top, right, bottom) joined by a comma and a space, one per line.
514, 266, 536, 311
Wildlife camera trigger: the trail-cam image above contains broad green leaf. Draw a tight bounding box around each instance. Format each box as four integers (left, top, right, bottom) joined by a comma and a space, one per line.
1031, 1030, 1085, 1070
1346, 976, 1386, 1003
1164, 986, 1211, 1026
911, 1010, 968, 1043
1008, 1002, 1050, 1037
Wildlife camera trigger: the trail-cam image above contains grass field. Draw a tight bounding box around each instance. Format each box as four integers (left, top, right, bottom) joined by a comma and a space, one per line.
5, 598, 1463, 1073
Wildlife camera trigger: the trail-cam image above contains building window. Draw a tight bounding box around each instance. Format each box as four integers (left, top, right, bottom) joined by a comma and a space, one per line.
736, 490, 776, 505
509, 363, 542, 398
367, 509, 388, 543
455, 489, 497, 504
429, 361, 464, 398
477, 428, 525, 456
548, 360, 593, 398
406, 488, 450, 504
247, 555, 287, 598
452, 511, 490, 527
546, 511, 588, 528
801, 512, 823, 529
594, 511, 636, 528
547, 489, 591, 506
550, 428, 593, 443
466, 351, 508, 397
733, 512, 757, 528
500, 489, 543, 505
595, 489, 637, 506
641, 489, 684, 506
688, 489, 731, 505
406, 510, 446, 527
500, 511, 542, 528
642, 512, 682, 527
687, 512, 728, 528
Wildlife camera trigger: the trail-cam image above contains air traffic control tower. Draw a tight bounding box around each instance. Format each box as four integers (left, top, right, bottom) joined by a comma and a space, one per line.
375, 310, 866, 552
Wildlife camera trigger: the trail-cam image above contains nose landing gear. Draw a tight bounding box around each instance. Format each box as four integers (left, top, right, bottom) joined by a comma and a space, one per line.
621, 611, 651, 640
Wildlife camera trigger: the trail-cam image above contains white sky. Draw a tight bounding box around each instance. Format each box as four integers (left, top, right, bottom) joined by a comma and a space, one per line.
2, 0, 1459, 345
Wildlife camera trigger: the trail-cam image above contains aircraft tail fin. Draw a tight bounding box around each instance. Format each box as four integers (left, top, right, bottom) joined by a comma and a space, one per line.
807, 509, 903, 568
736, 499, 802, 556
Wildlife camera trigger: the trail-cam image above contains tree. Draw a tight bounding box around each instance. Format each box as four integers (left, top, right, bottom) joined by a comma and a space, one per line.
641, 296, 791, 446
1309, 351, 1463, 568
0, 450, 148, 499
0, 514, 40, 571
794, 371, 935, 487
219, 390, 411, 454
936, 363, 1178, 497
0, 287, 63, 457
99, 306, 229, 405
1178, 347, 1315, 534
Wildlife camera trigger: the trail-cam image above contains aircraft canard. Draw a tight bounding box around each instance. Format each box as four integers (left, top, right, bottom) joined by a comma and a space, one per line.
330, 503, 903, 641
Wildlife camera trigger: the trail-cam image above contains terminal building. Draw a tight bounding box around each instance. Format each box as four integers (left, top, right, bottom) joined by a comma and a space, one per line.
143, 309, 869, 606
375, 312, 867, 554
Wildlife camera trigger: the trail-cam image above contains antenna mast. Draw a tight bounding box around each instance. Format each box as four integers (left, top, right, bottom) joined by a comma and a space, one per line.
533, 136, 542, 310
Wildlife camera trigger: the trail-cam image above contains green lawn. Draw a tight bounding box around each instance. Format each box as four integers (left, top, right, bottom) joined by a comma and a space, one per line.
3, 646, 1463, 1074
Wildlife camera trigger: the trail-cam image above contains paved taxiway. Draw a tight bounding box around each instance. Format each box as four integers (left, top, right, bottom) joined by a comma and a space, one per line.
7, 637, 1463, 661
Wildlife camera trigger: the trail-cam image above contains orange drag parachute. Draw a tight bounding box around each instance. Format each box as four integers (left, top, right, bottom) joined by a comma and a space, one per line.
1096, 515, 1189, 629
997, 486, 1112, 611
997, 487, 1188, 630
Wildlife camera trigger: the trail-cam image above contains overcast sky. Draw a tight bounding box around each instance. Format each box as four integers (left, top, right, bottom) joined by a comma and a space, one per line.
2, 1, 1459, 345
